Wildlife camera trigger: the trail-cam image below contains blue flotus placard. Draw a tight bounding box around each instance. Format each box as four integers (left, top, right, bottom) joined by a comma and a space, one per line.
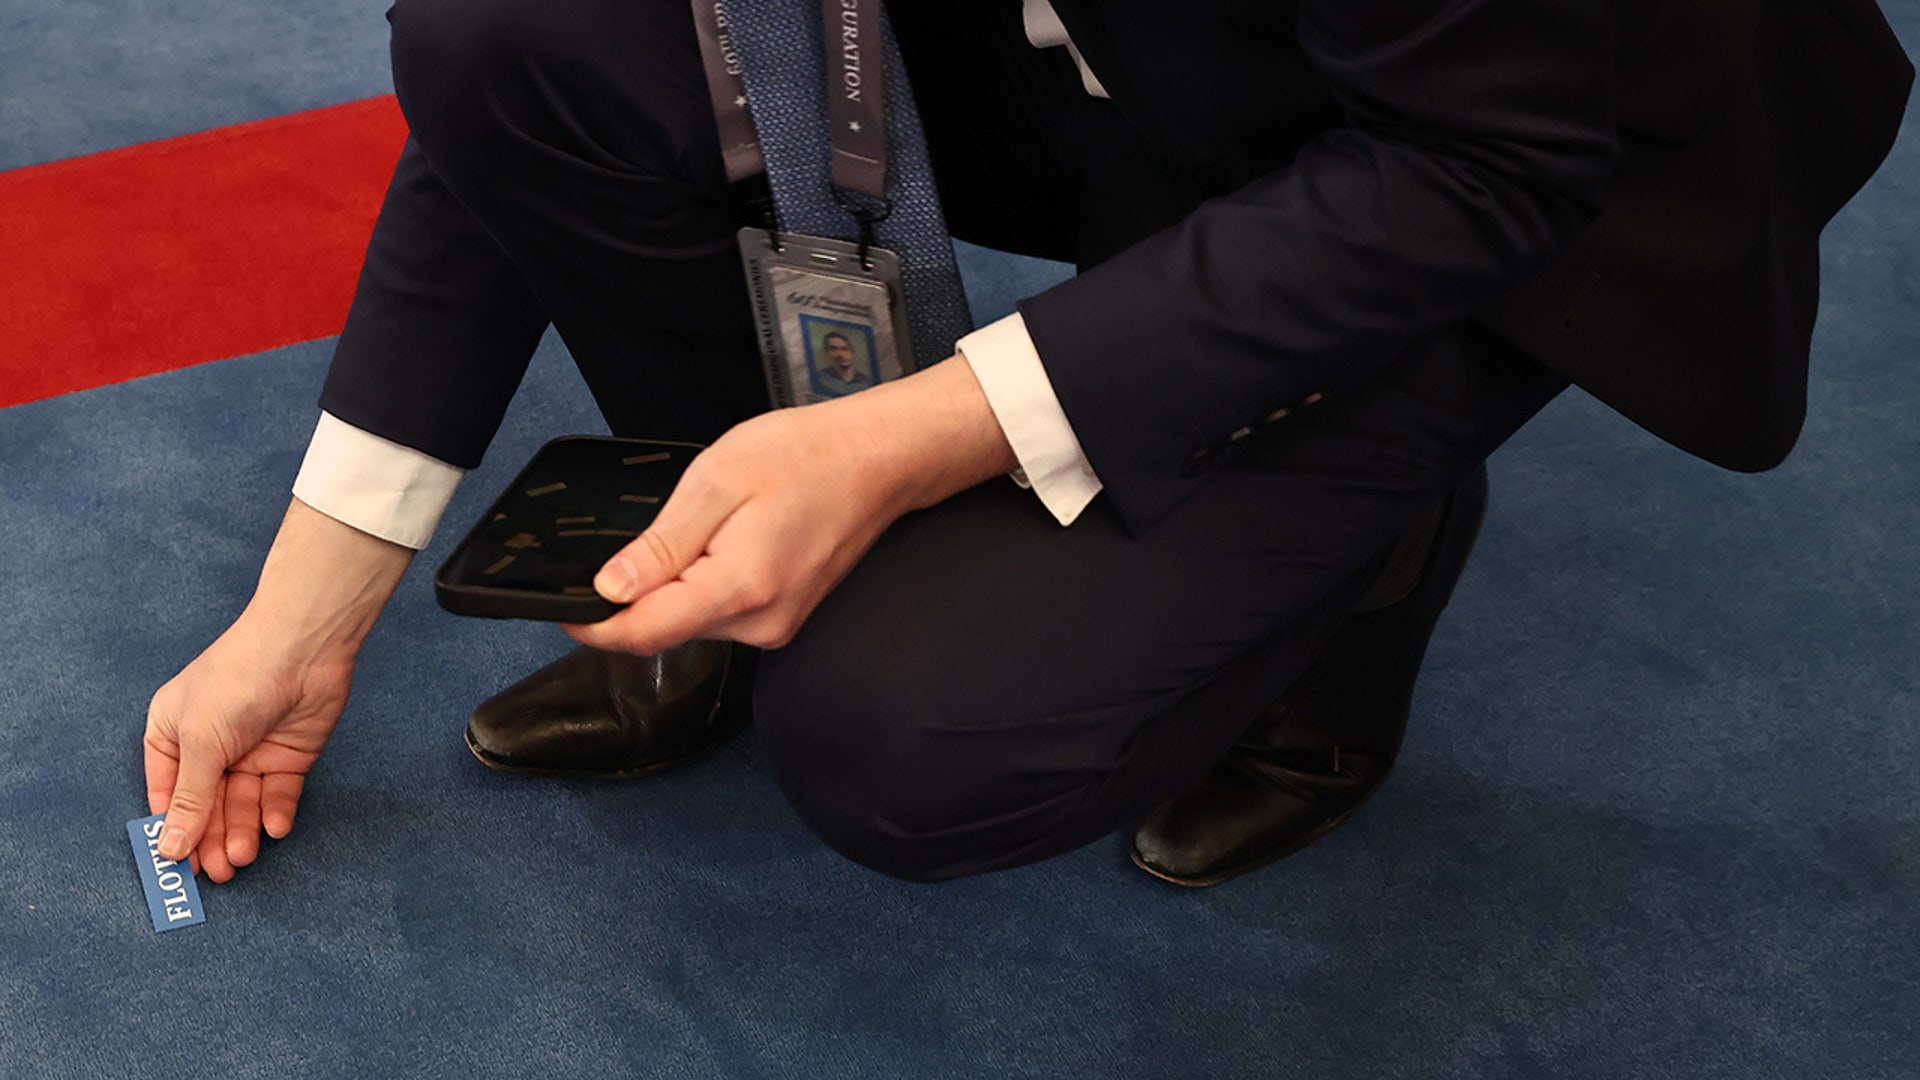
127, 814, 205, 933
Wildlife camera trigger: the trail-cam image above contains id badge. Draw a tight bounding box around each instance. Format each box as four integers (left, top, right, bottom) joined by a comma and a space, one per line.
738, 227, 917, 408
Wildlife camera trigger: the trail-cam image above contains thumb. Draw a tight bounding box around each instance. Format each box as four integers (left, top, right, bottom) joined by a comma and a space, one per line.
596, 472, 737, 604
157, 733, 228, 862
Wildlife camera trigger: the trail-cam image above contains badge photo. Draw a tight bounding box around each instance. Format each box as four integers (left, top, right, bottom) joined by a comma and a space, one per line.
801, 316, 880, 398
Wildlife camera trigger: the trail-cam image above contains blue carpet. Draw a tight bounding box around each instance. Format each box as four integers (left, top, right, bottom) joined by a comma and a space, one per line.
0, 0, 391, 170
1, 4, 1917, 1078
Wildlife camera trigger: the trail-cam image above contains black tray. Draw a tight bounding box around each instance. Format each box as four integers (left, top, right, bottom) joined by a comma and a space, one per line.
434, 435, 699, 622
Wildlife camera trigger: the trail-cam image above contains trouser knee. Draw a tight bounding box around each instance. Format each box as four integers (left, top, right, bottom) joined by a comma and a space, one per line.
753, 648, 1092, 884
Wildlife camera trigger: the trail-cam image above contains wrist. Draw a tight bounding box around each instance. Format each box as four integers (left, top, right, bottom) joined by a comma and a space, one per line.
234, 592, 377, 670
240, 498, 415, 665
851, 356, 1019, 513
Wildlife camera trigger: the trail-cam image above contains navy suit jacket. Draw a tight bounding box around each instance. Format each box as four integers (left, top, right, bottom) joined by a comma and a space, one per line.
1011, 0, 1913, 531
322, 0, 1911, 539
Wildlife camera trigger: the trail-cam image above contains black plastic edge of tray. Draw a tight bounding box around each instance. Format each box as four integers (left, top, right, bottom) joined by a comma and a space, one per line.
431, 434, 695, 623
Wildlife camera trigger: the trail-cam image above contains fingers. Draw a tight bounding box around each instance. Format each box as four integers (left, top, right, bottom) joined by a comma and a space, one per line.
596, 469, 740, 604
565, 575, 745, 656
260, 773, 304, 840
224, 772, 263, 868
213, 770, 306, 868
195, 778, 237, 884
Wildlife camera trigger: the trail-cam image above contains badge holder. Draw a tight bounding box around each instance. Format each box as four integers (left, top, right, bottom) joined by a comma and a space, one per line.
695, 0, 920, 409
738, 225, 916, 408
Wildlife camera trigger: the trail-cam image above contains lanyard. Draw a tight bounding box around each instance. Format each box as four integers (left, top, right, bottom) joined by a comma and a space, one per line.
821, 0, 887, 201
690, 0, 892, 239
689, 0, 764, 184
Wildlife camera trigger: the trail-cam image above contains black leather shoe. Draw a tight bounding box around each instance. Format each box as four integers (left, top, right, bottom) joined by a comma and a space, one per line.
1131, 464, 1491, 886
465, 642, 750, 778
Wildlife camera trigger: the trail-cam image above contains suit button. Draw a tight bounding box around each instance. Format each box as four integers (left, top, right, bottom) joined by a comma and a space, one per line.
1181, 447, 1217, 476
1301, 391, 1325, 407
1264, 406, 1291, 423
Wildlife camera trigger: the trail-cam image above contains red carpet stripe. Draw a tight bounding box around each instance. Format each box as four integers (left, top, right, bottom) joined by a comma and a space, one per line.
0, 96, 408, 409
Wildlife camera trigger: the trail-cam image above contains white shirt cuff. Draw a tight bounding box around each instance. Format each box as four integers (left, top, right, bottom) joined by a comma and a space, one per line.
1022, 0, 1111, 98
290, 412, 466, 551
958, 312, 1103, 526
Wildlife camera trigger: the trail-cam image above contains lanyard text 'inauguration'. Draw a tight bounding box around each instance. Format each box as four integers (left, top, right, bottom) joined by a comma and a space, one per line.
821, 0, 887, 201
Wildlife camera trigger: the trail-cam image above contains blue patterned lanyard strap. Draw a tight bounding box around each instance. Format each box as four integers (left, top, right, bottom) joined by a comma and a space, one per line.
691, 0, 974, 369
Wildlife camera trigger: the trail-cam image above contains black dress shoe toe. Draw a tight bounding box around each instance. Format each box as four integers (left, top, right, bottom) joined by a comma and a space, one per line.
1131, 735, 1394, 887
466, 641, 747, 778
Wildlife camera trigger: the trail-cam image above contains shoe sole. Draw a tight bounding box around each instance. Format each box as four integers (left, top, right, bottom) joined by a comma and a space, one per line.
463, 726, 741, 779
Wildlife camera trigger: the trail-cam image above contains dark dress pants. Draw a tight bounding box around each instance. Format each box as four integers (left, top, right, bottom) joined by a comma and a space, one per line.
325, 0, 1568, 882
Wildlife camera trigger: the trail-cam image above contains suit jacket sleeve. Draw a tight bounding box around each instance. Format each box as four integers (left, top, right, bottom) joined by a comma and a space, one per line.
319, 138, 549, 470
1017, 0, 1623, 533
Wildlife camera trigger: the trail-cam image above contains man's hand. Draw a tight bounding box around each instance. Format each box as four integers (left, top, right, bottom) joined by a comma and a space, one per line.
565, 357, 1017, 655
143, 499, 414, 878
144, 627, 353, 881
